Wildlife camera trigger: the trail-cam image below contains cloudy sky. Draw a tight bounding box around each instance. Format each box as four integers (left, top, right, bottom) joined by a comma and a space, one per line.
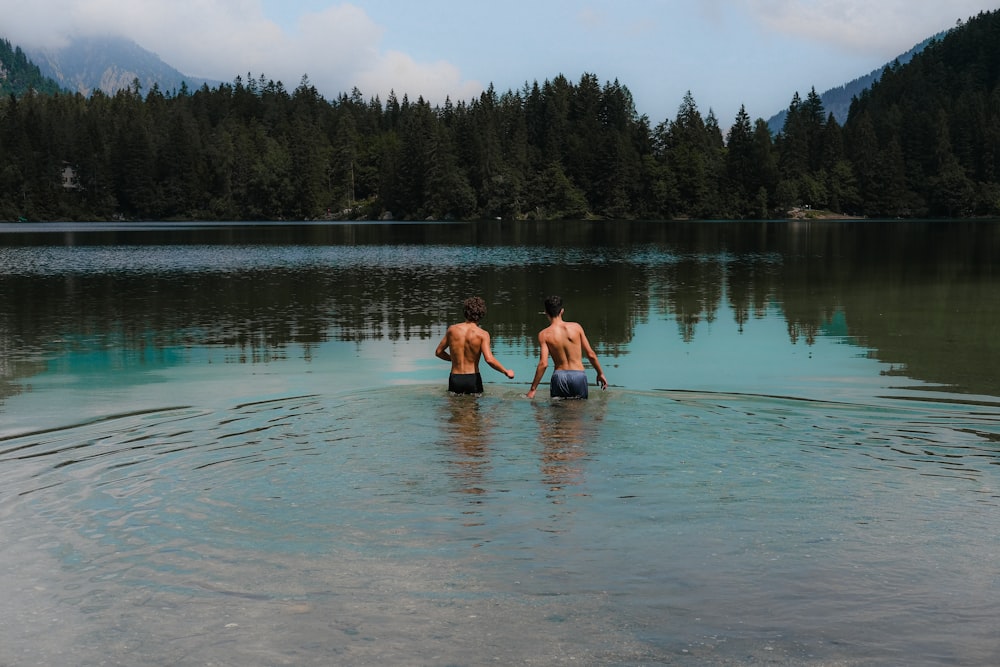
2, 1, 997, 124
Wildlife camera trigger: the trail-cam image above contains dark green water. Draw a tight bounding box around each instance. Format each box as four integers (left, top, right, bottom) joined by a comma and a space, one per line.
0, 220, 998, 665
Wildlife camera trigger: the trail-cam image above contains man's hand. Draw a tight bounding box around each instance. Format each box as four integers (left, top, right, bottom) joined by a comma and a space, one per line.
505, 369, 515, 379
596, 372, 608, 390
526, 388, 536, 399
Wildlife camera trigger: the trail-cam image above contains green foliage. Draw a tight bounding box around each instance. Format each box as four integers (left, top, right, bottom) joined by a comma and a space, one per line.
843, 9, 1000, 217
0, 38, 64, 97
3, 9, 1000, 221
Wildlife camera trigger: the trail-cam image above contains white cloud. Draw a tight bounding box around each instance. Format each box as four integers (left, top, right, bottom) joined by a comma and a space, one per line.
354, 50, 480, 104
732, 0, 991, 57
0, 0, 481, 103
289, 6, 481, 103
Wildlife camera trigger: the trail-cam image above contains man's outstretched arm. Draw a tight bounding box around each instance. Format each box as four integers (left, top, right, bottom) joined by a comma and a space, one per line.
581, 331, 608, 389
526, 337, 550, 398
481, 333, 514, 378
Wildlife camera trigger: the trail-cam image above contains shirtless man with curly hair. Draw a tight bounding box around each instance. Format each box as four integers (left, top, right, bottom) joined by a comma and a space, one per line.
435, 296, 514, 394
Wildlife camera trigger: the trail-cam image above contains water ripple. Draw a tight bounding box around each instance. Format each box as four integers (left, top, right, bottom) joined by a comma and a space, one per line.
1, 386, 999, 665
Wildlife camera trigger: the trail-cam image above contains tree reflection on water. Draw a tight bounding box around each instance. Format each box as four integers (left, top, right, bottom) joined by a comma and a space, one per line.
1, 219, 998, 397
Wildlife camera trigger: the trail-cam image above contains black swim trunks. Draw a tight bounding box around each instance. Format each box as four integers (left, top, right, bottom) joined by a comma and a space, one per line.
449, 372, 484, 395
550, 369, 589, 399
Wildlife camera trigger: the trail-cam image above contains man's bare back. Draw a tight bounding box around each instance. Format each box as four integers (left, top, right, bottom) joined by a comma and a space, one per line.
438, 321, 494, 374
436, 297, 514, 394
527, 296, 607, 399
539, 320, 588, 371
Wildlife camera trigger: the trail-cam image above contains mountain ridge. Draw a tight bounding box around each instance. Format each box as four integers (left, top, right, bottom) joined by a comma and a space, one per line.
2, 9, 998, 222
5, 29, 945, 127
0, 37, 64, 96
765, 33, 944, 134
26, 35, 220, 96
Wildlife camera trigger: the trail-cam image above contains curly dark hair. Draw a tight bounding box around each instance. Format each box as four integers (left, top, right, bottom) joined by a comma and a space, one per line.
463, 296, 487, 322
544, 295, 563, 317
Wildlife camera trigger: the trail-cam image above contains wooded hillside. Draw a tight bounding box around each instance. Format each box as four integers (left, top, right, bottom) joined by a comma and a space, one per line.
0, 38, 63, 98
2, 10, 998, 222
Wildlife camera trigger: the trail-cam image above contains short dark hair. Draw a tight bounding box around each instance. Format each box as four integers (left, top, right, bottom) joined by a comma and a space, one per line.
463, 296, 487, 322
544, 295, 563, 317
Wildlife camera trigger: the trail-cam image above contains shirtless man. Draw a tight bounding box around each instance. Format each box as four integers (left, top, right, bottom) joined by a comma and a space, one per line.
527, 295, 608, 399
435, 296, 515, 394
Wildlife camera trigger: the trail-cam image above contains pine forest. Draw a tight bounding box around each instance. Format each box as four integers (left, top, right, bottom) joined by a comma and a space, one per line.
2, 10, 999, 222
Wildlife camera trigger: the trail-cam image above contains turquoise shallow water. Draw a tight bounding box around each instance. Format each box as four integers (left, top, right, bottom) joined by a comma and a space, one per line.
2, 381, 998, 665
1, 220, 999, 665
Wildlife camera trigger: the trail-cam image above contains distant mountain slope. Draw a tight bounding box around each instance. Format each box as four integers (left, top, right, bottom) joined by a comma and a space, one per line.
766, 33, 943, 134
0, 37, 64, 96
25, 35, 221, 96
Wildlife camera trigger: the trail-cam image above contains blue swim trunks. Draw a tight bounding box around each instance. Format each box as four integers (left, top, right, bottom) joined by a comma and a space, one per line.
449, 372, 484, 395
550, 369, 589, 399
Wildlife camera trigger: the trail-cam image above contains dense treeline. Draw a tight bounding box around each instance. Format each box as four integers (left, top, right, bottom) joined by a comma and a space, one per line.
0, 38, 63, 98
845, 13, 1000, 217
2, 9, 1000, 222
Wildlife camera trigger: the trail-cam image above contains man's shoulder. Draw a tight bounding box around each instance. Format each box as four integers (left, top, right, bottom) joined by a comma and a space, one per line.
558, 320, 585, 333
453, 322, 486, 338
539, 322, 572, 340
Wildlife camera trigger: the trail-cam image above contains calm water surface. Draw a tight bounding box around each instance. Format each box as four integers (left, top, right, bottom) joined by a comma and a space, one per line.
1, 220, 998, 666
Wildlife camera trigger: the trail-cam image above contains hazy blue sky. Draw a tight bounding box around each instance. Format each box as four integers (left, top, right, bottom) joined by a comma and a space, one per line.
3, 1, 998, 124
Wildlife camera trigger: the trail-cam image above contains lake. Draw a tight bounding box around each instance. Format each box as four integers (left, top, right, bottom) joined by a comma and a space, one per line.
1, 219, 998, 666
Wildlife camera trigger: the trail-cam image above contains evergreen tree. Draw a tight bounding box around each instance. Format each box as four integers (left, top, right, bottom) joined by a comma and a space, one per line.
0, 39, 64, 97
4, 9, 1000, 222
666, 92, 715, 218
725, 105, 755, 217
